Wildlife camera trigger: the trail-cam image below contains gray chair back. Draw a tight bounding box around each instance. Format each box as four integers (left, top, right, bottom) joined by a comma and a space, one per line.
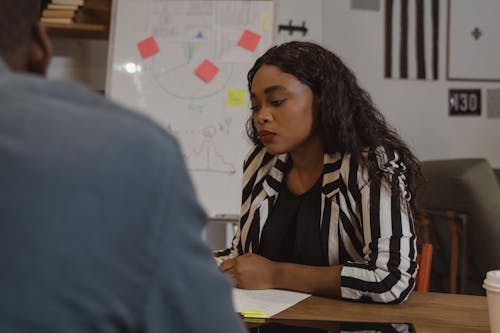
419, 159, 500, 294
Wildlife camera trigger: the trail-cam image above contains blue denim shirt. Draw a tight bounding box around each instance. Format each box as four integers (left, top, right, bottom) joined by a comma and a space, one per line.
0, 59, 245, 333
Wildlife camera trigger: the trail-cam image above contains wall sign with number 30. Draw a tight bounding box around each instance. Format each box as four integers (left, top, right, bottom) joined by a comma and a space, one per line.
449, 89, 481, 116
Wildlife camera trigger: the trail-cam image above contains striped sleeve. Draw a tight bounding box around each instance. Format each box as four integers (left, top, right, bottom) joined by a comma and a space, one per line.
339, 148, 417, 303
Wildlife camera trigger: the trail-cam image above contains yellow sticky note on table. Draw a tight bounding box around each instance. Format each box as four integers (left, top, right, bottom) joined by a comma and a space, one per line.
262, 12, 271, 32
226, 89, 246, 108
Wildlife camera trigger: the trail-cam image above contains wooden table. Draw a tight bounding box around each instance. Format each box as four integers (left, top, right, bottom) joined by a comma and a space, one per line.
271, 292, 489, 333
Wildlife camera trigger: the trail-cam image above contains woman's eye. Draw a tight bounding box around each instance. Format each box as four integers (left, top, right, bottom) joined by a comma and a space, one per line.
250, 105, 260, 112
270, 99, 285, 107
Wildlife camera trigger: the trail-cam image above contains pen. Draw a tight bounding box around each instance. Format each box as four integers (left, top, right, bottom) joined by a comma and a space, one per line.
213, 257, 223, 266
240, 310, 267, 319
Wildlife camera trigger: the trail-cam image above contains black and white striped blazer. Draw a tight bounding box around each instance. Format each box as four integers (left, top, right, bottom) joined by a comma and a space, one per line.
228, 145, 417, 303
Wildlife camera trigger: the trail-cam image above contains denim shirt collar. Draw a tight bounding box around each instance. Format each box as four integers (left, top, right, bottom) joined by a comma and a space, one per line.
0, 58, 10, 76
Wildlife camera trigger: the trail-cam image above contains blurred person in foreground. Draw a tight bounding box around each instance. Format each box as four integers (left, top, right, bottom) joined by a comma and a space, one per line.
0, 1, 245, 332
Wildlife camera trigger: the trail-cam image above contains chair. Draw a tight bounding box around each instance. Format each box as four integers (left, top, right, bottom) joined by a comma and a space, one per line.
418, 158, 500, 295
415, 243, 433, 292
418, 209, 466, 294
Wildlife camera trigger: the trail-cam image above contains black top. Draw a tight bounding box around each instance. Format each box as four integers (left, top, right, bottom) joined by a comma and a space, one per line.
259, 174, 328, 266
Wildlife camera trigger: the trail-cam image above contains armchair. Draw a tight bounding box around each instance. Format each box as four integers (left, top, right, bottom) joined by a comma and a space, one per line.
418, 158, 500, 295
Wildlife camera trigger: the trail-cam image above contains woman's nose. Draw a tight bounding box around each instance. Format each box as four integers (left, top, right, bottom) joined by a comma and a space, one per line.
254, 107, 272, 124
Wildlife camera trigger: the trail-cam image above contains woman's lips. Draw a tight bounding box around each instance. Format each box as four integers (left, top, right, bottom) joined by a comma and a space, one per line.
258, 130, 275, 144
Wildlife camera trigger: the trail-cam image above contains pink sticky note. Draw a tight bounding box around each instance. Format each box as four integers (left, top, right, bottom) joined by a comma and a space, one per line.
237, 29, 262, 52
137, 36, 159, 59
195, 59, 219, 83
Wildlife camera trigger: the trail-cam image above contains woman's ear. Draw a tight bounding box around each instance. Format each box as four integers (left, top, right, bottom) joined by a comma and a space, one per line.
28, 23, 52, 76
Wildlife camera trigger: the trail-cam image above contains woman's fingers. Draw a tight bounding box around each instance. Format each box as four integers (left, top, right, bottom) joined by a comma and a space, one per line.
220, 257, 236, 272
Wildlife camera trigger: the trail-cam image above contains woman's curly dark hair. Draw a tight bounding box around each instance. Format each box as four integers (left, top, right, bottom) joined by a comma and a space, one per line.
246, 41, 422, 214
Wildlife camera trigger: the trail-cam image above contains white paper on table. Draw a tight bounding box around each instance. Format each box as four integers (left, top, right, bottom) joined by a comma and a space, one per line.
232, 288, 311, 318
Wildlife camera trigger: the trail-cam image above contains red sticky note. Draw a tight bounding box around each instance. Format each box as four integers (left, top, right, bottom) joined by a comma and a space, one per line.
137, 36, 159, 59
237, 29, 262, 52
195, 59, 219, 83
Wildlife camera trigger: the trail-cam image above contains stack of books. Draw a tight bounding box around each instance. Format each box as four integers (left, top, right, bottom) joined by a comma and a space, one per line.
41, 0, 110, 25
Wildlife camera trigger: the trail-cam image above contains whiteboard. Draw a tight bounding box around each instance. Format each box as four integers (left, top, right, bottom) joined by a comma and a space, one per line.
106, 0, 274, 217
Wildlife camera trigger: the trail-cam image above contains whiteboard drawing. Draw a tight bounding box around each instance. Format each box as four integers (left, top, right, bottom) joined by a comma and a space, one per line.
107, 0, 274, 216
185, 125, 237, 174
151, 42, 233, 100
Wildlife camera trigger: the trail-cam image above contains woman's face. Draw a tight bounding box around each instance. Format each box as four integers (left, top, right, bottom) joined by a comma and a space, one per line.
250, 65, 319, 156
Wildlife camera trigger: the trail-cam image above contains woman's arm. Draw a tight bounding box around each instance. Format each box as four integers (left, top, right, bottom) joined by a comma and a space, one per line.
220, 253, 342, 298
338, 149, 417, 303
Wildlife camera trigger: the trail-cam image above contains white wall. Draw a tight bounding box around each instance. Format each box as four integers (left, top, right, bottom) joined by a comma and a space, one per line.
322, 1, 500, 167
48, 38, 108, 92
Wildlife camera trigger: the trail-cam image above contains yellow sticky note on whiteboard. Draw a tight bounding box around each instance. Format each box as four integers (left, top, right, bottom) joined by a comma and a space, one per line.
262, 12, 271, 32
226, 89, 246, 108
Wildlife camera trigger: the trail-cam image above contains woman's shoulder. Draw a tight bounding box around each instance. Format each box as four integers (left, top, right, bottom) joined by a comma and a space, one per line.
243, 145, 266, 168
335, 146, 407, 189
243, 145, 282, 173
369, 146, 407, 174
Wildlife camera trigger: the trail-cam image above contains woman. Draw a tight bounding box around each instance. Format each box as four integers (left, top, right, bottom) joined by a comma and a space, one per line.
218, 41, 421, 304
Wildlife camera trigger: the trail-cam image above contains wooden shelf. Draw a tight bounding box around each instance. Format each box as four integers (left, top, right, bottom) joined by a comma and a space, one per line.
45, 22, 109, 40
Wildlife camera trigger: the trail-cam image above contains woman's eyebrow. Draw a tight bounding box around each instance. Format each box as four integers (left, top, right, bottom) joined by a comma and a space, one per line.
250, 85, 286, 99
263, 85, 286, 94
250, 85, 286, 98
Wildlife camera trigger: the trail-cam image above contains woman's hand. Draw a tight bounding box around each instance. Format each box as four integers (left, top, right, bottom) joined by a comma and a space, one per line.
220, 254, 342, 297
220, 253, 277, 289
